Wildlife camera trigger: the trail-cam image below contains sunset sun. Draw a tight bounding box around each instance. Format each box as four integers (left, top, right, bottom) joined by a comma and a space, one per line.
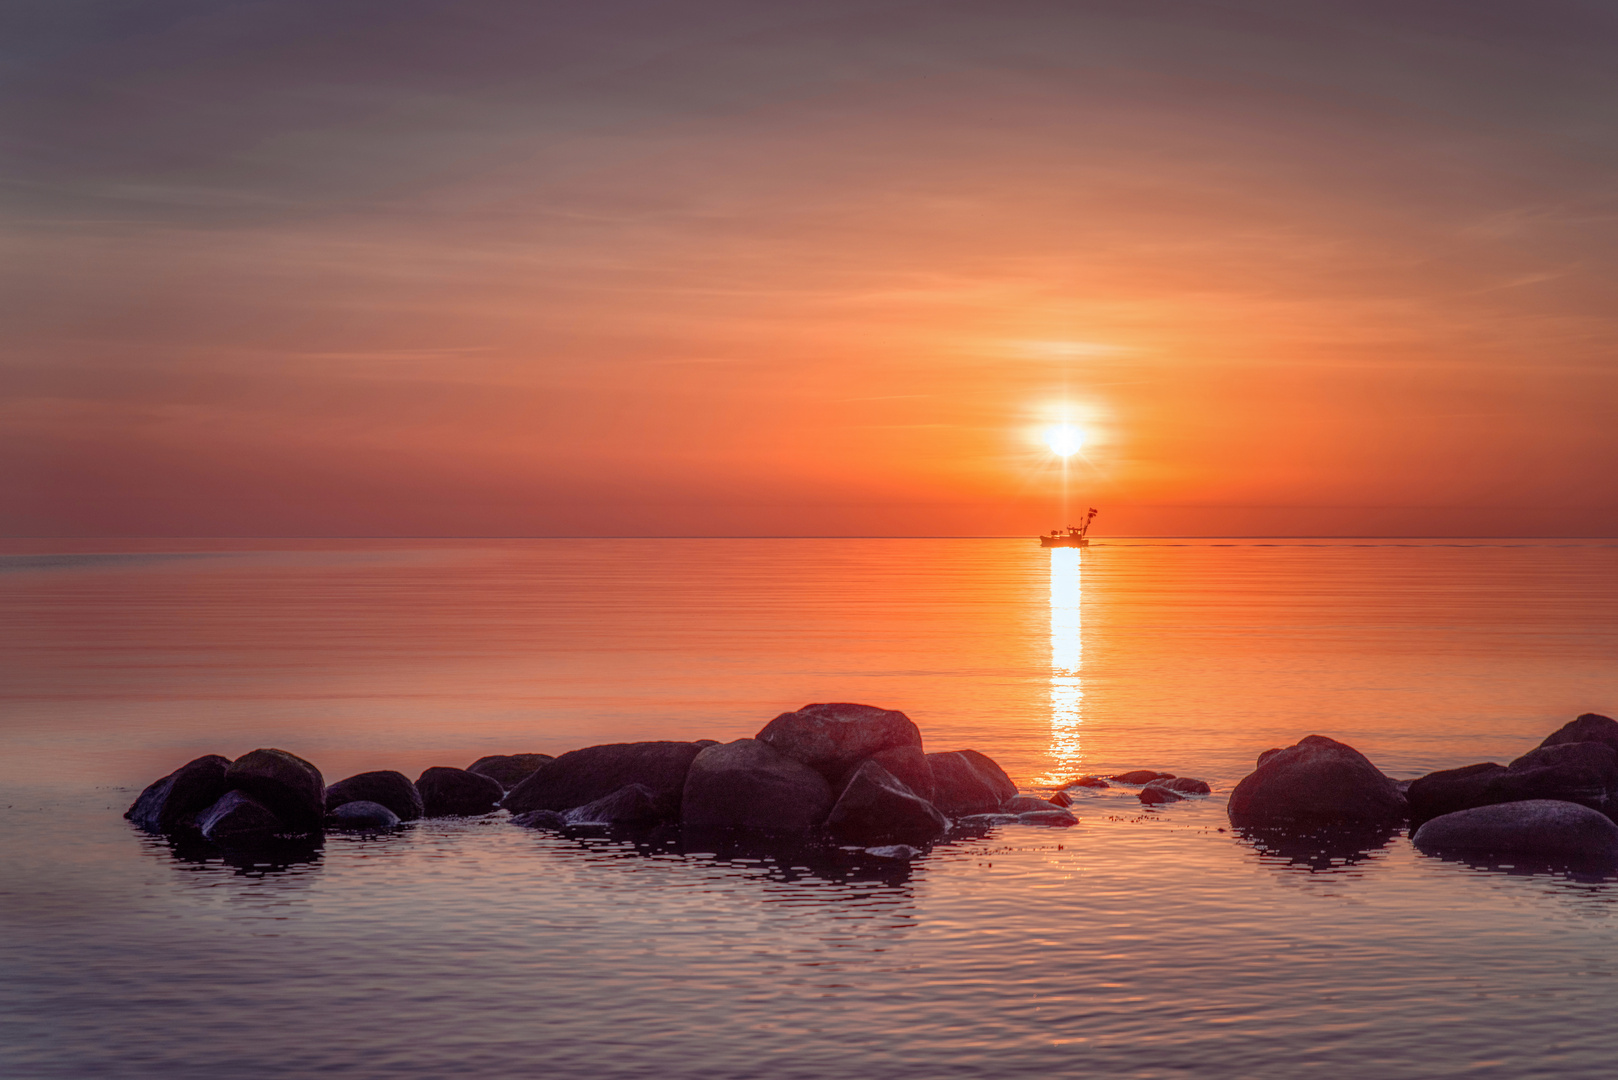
1044, 424, 1085, 458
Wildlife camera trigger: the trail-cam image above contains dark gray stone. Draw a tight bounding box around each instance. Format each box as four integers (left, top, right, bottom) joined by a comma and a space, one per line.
863, 744, 935, 803
826, 760, 949, 844
1406, 762, 1506, 827
957, 813, 1021, 826
1109, 770, 1175, 785
1538, 713, 1618, 755
1413, 799, 1618, 862
467, 754, 555, 791
681, 739, 834, 833
325, 770, 424, 821
328, 800, 400, 830
416, 766, 504, 816
1140, 783, 1185, 805
511, 809, 568, 829
1018, 809, 1079, 827
1059, 776, 1109, 790
1048, 790, 1074, 807
1257, 748, 1283, 766
1158, 777, 1212, 794
756, 702, 923, 783
564, 783, 660, 825
224, 749, 325, 834
198, 790, 285, 842
927, 749, 1017, 815
125, 754, 231, 834
1408, 742, 1618, 828
1228, 735, 1406, 826
1002, 795, 1060, 812
503, 741, 706, 817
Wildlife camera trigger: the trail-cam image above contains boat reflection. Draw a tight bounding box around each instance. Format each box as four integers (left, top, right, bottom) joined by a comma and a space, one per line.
1038, 546, 1083, 785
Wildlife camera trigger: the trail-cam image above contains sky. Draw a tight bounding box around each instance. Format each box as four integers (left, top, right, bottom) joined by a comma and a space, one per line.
3, 0, 1616, 537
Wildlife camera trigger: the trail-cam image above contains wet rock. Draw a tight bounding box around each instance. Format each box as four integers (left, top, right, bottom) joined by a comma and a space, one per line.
510, 809, 568, 829
756, 702, 923, 783
957, 813, 1021, 826
1257, 748, 1284, 766
125, 754, 231, 834
1048, 790, 1074, 807
503, 741, 707, 818
1406, 762, 1506, 827
1139, 783, 1184, 805
564, 783, 660, 825
1059, 776, 1109, 790
863, 744, 935, 803
1413, 799, 1618, 863
681, 738, 834, 833
826, 760, 949, 844
864, 844, 921, 860
467, 754, 555, 791
1228, 735, 1406, 827
325, 770, 424, 821
1109, 770, 1175, 785
1538, 713, 1618, 755
224, 749, 325, 834
1408, 742, 1618, 828
1002, 795, 1061, 812
328, 800, 400, 831
1018, 809, 1079, 827
416, 766, 504, 817
1157, 777, 1212, 795
927, 749, 1017, 815
198, 790, 285, 842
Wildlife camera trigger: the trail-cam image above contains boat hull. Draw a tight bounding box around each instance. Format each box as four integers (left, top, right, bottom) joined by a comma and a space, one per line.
1039, 536, 1089, 548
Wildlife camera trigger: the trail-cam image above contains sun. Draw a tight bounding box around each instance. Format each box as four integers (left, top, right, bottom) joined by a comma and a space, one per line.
1044, 424, 1085, 458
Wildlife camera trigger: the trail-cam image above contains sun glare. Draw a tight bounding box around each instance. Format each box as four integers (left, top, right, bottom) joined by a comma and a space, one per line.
1044, 424, 1085, 458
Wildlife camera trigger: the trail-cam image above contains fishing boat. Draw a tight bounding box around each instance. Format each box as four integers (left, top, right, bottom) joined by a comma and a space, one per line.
1039, 508, 1098, 548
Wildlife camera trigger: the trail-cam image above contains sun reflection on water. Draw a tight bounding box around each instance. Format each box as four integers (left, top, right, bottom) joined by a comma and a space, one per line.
1039, 546, 1083, 784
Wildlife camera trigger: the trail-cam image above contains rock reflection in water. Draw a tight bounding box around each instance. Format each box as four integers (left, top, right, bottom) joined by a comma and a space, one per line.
1234, 822, 1400, 872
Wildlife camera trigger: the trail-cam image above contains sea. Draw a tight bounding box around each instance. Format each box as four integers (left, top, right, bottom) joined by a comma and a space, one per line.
3, 537, 1617, 1078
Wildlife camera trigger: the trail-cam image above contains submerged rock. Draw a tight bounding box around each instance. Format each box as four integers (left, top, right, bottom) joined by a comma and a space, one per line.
826, 760, 948, 844
225, 749, 325, 834
328, 800, 400, 831
1018, 809, 1079, 827
756, 702, 923, 783
510, 809, 568, 829
503, 741, 707, 818
1139, 783, 1184, 805
467, 753, 554, 791
416, 766, 504, 817
1228, 735, 1406, 827
1002, 795, 1061, 813
927, 750, 1017, 815
957, 813, 1021, 826
325, 770, 424, 821
1157, 777, 1212, 794
564, 783, 660, 825
681, 738, 834, 833
198, 790, 285, 842
126, 754, 231, 834
1110, 770, 1175, 785
1059, 776, 1109, 790
1413, 799, 1618, 862
1048, 790, 1074, 807
864, 844, 921, 860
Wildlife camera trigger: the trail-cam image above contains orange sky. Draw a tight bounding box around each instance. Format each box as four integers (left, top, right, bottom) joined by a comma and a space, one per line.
4, 1, 1616, 536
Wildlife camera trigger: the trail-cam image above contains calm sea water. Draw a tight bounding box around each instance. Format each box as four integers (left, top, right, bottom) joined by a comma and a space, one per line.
4, 538, 1618, 1078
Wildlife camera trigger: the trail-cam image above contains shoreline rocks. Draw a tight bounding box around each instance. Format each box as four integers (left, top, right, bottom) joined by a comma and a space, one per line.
1413, 800, 1618, 863
417, 767, 504, 817
326, 770, 424, 822
1229, 735, 1406, 827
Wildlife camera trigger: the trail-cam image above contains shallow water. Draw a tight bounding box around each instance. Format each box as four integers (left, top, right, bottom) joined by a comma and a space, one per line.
4, 538, 1618, 1077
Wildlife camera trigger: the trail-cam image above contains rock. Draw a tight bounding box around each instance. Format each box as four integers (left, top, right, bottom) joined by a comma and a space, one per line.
1406, 762, 1506, 827
503, 741, 707, 817
755, 702, 924, 783
1228, 735, 1406, 826
125, 754, 231, 833
511, 809, 568, 829
957, 813, 1021, 826
1139, 783, 1184, 805
864, 744, 935, 802
1413, 799, 1618, 862
416, 766, 504, 816
927, 749, 1017, 815
1407, 742, 1618, 828
467, 753, 555, 791
865, 844, 921, 860
1048, 790, 1074, 807
1109, 770, 1175, 785
325, 770, 424, 821
197, 790, 285, 842
328, 800, 400, 830
1002, 795, 1060, 812
224, 749, 325, 834
1018, 809, 1079, 827
564, 783, 660, 825
1059, 776, 1109, 790
1538, 713, 1618, 755
1157, 777, 1211, 794
681, 738, 834, 833
826, 761, 949, 844
1257, 748, 1284, 766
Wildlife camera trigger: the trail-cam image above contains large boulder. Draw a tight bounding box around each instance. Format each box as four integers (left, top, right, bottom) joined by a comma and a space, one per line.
927, 750, 1017, 815
826, 760, 948, 844
755, 703, 923, 783
224, 749, 325, 834
1110, 770, 1174, 784
325, 770, 424, 821
563, 783, 660, 825
1412, 799, 1618, 862
1406, 762, 1506, 827
416, 767, 504, 816
681, 739, 834, 833
1538, 713, 1618, 755
467, 753, 554, 791
1407, 742, 1618, 828
125, 754, 232, 833
863, 744, 935, 803
503, 741, 707, 817
1228, 735, 1406, 826
328, 800, 401, 831
197, 790, 285, 843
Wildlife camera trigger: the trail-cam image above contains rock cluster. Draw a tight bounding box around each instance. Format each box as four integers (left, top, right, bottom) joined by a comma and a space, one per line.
127, 703, 1076, 849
